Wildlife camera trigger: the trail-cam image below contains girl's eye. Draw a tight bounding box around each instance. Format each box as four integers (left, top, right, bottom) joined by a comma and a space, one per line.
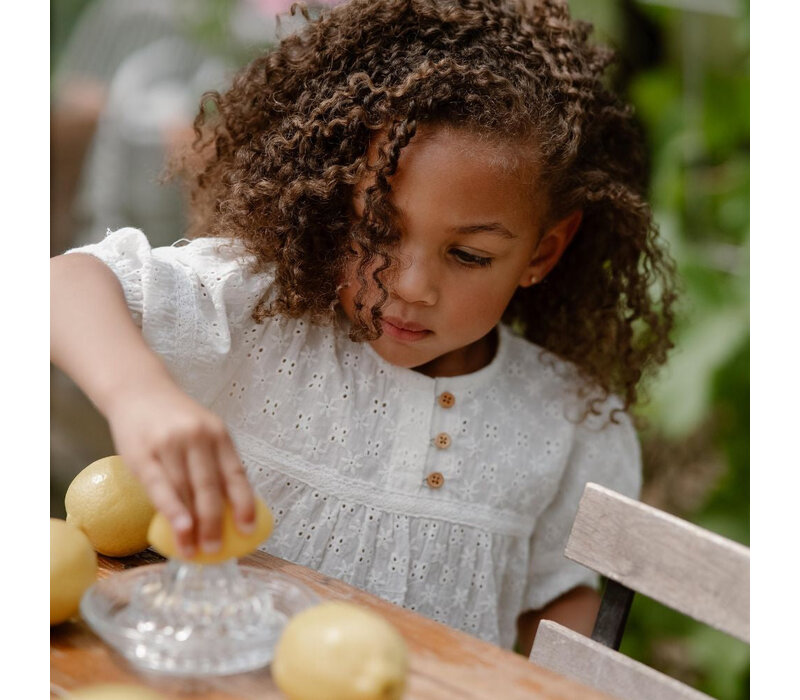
451, 249, 493, 268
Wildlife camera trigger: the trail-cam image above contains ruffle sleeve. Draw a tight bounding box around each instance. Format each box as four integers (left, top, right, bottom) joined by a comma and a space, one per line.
521, 398, 642, 612
65, 227, 276, 405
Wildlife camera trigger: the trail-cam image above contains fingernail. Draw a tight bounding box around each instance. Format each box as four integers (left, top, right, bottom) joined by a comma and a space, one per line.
174, 514, 193, 533
202, 539, 222, 554
239, 519, 256, 534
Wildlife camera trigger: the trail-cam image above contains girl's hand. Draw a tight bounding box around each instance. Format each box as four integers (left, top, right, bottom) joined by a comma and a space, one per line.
51, 253, 256, 558
104, 380, 256, 559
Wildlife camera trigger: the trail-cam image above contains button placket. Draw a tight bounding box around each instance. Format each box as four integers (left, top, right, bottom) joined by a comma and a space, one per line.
424, 388, 458, 490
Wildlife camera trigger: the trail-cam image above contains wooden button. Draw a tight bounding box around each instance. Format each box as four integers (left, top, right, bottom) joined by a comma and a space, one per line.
425, 472, 445, 489
437, 391, 455, 408
434, 432, 452, 449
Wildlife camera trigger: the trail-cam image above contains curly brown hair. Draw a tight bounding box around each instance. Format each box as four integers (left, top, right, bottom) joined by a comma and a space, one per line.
178, 0, 677, 414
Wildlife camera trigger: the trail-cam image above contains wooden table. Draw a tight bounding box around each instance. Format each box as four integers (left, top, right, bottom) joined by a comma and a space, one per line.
51, 550, 614, 699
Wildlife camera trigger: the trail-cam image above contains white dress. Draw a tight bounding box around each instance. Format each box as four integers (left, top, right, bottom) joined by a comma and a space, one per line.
70, 228, 642, 648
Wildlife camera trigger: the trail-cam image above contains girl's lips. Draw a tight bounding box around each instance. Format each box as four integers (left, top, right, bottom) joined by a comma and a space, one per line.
381, 317, 432, 342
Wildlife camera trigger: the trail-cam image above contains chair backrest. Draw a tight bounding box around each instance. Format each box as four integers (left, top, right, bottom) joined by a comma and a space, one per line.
529, 482, 750, 700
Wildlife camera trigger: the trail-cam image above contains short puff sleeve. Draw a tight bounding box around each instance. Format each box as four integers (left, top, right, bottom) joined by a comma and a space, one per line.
522, 400, 642, 611
66, 227, 275, 405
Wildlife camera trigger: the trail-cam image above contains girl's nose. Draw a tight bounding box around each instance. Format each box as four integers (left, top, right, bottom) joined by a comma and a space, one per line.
392, 253, 438, 306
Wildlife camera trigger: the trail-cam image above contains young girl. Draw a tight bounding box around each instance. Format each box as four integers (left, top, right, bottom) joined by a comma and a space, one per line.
51, 0, 676, 653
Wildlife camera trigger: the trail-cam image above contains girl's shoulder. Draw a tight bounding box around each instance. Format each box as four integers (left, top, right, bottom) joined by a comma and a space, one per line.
68, 227, 281, 331
499, 324, 633, 433
500, 328, 641, 497
154, 233, 260, 274
71, 227, 260, 273
499, 324, 588, 400
83, 227, 275, 292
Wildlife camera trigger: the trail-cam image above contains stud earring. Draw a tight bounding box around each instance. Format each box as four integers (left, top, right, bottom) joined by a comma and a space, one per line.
529, 274, 538, 285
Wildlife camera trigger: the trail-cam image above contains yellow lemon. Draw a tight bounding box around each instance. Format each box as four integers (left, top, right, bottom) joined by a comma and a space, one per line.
147, 496, 274, 565
65, 455, 155, 557
67, 684, 166, 699
272, 601, 408, 700
50, 518, 98, 625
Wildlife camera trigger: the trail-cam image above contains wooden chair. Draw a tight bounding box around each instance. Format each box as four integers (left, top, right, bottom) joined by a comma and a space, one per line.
529, 482, 749, 700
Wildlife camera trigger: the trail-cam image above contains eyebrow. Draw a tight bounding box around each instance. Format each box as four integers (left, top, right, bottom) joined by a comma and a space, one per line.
450, 223, 518, 239
390, 203, 519, 240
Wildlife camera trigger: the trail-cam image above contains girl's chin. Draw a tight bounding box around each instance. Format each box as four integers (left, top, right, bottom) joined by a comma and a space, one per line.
375, 329, 496, 377
370, 339, 472, 378
369, 337, 437, 370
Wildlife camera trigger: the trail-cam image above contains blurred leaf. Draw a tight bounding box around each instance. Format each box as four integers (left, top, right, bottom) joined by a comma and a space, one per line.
623, 5, 749, 694
630, 68, 685, 151
702, 336, 750, 544
51, 0, 97, 74
685, 625, 750, 699
568, 0, 625, 46
642, 307, 748, 437
702, 71, 749, 156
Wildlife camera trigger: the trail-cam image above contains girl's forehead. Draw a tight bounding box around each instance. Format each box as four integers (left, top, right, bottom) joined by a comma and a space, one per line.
355, 124, 547, 237
363, 123, 541, 187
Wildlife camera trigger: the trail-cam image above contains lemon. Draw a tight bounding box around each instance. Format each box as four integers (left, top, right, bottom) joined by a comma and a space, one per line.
50, 518, 98, 625
65, 455, 155, 557
147, 496, 274, 565
67, 684, 166, 699
272, 601, 408, 700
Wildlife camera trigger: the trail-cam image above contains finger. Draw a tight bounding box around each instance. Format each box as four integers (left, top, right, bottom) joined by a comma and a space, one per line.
217, 436, 256, 535
156, 442, 195, 519
155, 443, 197, 554
136, 457, 196, 558
186, 441, 225, 555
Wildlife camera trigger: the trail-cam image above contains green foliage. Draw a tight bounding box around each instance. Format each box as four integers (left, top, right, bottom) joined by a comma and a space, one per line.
621, 594, 750, 700
596, 2, 750, 697
704, 338, 749, 545
181, 0, 258, 67
51, 0, 96, 73
621, 335, 749, 697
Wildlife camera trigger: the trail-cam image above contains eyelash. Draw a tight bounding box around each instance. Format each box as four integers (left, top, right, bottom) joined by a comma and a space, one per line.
451, 249, 493, 268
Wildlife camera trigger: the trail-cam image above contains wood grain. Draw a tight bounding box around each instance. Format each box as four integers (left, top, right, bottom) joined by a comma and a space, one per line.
531, 621, 713, 700
51, 549, 617, 699
565, 483, 750, 642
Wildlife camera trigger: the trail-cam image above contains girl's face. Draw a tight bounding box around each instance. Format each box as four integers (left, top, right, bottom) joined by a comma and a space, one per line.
339, 126, 580, 377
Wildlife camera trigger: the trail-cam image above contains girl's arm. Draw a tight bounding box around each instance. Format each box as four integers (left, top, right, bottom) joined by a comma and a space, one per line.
515, 585, 601, 657
50, 252, 256, 558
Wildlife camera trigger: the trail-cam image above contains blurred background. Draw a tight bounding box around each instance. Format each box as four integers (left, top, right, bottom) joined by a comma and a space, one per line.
50, 0, 749, 696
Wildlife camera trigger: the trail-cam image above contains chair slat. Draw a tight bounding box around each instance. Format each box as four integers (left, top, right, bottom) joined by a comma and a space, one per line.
530, 621, 713, 700
565, 483, 749, 642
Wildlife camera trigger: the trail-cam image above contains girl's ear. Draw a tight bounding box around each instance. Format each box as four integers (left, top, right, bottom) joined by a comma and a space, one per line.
518, 210, 583, 287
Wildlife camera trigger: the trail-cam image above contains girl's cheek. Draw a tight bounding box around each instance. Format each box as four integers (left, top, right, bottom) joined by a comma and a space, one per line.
451, 286, 502, 321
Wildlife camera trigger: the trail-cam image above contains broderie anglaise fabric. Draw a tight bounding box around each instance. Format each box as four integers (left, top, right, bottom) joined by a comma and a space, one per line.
69, 228, 642, 648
